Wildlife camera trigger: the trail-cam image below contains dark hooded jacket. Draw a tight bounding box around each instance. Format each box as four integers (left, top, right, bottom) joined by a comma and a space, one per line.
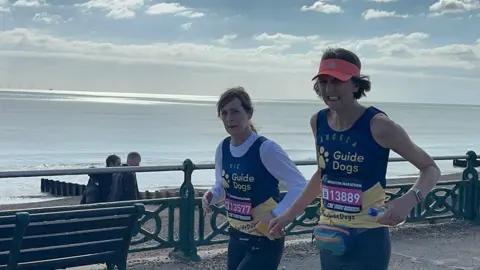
108, 164, 139, 202
80, 172, 113, 204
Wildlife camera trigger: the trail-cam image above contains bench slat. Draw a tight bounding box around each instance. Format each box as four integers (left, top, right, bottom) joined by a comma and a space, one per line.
0, 238, 14, 252
0, 215, 130, 239
0, 226, 127, 251
15, 251, 116, 270
29, 215, 131, 236
27, 205, 140, 223
0, 215, 21, 225
0, 225, 15, 244
0, 201, 144, 216
0, 239, 123, 264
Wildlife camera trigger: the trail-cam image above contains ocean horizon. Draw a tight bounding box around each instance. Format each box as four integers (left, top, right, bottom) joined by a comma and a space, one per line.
2, 88, 479, 107
0, 88, 477, 204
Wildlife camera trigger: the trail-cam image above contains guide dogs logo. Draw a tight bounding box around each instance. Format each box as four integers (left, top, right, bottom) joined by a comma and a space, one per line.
318, 146, 330, 169
222, 170, 230, 188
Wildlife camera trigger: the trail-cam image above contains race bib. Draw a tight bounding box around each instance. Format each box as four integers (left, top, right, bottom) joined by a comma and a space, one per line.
225, 197, 253, 221
322, 177, 363, 214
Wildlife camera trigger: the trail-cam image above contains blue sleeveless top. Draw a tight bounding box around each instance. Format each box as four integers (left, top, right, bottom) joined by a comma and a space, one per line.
221, 136, 280, 235
316, 106, 390, 228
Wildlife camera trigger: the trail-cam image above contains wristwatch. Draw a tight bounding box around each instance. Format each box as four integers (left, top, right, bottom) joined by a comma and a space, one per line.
409, 188, 424, 204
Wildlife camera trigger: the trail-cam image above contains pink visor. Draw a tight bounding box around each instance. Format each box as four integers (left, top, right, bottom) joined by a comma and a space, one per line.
312, 59, 360, 81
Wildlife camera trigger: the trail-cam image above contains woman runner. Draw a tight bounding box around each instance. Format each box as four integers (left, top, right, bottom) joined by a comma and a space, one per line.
268, 47, 441, 270
202, 87, 307, 270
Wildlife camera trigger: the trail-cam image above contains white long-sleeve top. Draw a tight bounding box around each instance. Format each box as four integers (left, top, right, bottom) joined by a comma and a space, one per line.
208, 132, 307, 216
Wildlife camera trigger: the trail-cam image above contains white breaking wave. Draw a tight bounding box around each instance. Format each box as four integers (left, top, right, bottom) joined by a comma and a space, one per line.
0, 88, 220, 102
0, 88, 320, 105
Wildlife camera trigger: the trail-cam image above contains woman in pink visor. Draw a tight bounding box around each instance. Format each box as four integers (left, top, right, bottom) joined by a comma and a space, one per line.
268, 47, 440, 269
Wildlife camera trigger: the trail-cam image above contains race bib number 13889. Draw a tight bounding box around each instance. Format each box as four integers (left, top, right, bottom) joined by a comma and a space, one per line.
322, 184, 362, 214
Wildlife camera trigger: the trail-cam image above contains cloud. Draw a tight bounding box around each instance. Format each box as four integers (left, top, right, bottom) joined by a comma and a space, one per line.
180, 22, 192, 31
13, 0, 48, 8
429, 0, 480, 16
0, 28, 478, 79
253, 33, 320, 44
32, 12, 68, 24
300, 0, 343, 14
215, 34, 238, 45
0, 0, 49, 13
0, 0, 10, 12
74, 0, 147, 19
362, 9, 411, 19
0, 2, 478, 104
145, 3, 204, 18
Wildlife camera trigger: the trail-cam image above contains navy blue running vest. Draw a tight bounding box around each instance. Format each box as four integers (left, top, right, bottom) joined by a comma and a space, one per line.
315, 106, 390, 228
221, 136, 280, 235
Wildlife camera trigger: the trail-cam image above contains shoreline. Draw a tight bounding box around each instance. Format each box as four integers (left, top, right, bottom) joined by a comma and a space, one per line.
0, 172, 464, 210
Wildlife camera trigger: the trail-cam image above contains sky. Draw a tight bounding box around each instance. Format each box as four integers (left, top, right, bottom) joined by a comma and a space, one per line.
0, 0, 479, 104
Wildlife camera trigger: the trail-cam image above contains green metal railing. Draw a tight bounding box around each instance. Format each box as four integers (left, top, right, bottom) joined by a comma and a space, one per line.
0, 151, 478, 261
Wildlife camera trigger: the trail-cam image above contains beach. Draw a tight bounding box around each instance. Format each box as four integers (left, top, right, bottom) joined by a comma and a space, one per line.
1, 89, 479, 204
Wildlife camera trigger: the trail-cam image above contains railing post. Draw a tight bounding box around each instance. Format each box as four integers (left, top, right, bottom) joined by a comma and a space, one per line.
169, 159, 200, 261
462, 151, 478, 221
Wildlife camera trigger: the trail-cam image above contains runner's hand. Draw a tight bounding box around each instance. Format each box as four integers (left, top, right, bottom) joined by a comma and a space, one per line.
377, 193, 416, 226
268, 211, 295, 239
202, 191, 213, 216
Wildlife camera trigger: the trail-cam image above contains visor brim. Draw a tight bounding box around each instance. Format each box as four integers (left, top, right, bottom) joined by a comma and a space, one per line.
311, 71, 353, 82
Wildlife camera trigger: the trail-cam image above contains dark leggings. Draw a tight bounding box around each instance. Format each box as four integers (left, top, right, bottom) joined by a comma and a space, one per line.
320, 227, 391, 270
227, 228, 285, 270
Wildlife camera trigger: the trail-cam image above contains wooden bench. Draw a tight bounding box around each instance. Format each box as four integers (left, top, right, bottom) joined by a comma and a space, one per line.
0, 202, 145, 270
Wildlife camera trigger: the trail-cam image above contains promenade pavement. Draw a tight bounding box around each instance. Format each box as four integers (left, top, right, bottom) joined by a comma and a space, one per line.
72, 220, 480, 270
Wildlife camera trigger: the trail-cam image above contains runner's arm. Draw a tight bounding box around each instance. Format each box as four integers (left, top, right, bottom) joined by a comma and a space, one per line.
371, 114, 440, 205
260, 140, 307, 216
209, 142, 225, 205
282, 113, 324, 219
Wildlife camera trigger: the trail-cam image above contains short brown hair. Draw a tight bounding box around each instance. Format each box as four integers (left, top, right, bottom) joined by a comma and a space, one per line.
127, 151, 141, 160
106, 154, 120, 166
217, 87, 257, 132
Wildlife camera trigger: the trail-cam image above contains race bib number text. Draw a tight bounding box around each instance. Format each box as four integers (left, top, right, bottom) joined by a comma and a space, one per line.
225, 198, 253, 221
322, 179, 363, 214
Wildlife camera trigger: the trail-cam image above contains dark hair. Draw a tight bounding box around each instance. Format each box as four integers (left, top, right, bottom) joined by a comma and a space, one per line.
127, 151, 141, 160
314, 47, 371, 100
216, 86, 257, 132
106, 154, 120, 166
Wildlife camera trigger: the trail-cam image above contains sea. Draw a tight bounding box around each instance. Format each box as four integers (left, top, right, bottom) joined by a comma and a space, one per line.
0, 89, 478, 205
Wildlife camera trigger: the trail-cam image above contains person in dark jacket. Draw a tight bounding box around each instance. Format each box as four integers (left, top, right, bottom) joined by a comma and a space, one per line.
80, 154, 121, 204
108, 152, 141, 201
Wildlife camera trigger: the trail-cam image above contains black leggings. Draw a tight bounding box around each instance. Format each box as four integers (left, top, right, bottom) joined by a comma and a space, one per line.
227, 228, 285, 270
320, 227, 391, 270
